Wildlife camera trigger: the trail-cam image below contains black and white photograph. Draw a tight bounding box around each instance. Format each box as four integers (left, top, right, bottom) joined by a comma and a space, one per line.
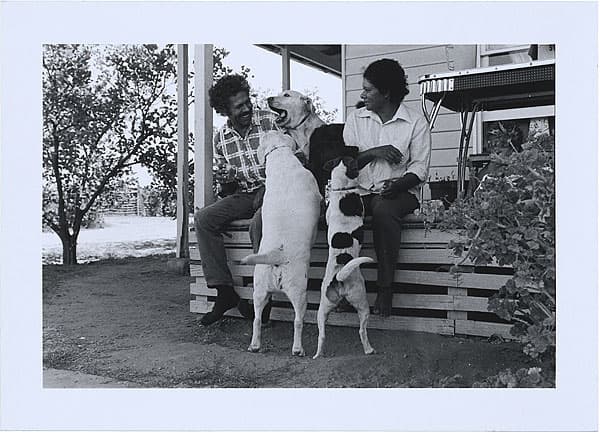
1, 1, 598, 431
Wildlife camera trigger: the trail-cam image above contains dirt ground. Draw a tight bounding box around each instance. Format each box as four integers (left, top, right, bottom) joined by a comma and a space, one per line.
42, 254, 554, 388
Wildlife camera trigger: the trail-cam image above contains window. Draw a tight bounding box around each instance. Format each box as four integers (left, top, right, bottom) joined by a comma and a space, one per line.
480, 44, 532, 67
483, 113, 554, 154
473, 45, 555, 154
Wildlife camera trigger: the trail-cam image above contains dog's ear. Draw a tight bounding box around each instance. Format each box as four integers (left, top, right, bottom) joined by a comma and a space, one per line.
302, 96, 315, 114
323, 157, 343, 172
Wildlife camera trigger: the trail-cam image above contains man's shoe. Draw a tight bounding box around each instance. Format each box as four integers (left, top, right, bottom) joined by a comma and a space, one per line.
236, 298, 272, 324
200, 286, 240, 326
237, 298, 253, 319
372, 287, 393, 317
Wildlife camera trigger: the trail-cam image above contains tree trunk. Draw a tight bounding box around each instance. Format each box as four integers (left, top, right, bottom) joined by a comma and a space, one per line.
60, 234, 78, 265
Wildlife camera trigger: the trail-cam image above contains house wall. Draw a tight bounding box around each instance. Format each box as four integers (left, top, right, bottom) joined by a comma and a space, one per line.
343, 45, 477, 194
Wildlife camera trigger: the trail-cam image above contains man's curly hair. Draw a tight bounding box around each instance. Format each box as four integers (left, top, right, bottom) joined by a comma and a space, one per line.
209, 74, 251, 116
363, 59, 410, 105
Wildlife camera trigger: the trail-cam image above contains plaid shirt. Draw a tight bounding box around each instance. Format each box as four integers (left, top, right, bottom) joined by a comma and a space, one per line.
214, 109, 279, 193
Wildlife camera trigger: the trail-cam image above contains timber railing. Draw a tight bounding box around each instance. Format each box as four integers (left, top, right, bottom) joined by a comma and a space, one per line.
189, 214, 515, 338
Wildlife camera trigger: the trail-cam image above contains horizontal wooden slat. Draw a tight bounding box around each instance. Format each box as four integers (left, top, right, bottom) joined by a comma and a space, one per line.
190, 296, 211, 313
454, 320, 514, 339
191, 247, 463, 269
190, 246, 457, 262
345, 83, 467, 124
346, 82, 425, 105
346, 99, 458, 119
346, 76, 419, 93
346, 60, 451, 84
346, 85, 460, 107
189, 227, 464, 247
191, 298, 243, 317
392, 270, 509, 290
453, 295, 490, 312
191, 282, 455, 311
191, 265, 509, 292
190, 300, 455, 335
431, 131, 462, 150
345, 44, 442, 60
189, 213, 430, 228
430, 148, 466, 169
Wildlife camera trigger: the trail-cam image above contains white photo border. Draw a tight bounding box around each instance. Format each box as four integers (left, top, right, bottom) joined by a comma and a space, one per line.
1, 1, 598, 431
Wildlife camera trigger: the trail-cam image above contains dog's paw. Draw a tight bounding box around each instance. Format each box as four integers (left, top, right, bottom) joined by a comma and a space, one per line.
292, 348, 305, 357
312, 352, 322, 360
248, 345, 261, 353
365, 347, 376, 355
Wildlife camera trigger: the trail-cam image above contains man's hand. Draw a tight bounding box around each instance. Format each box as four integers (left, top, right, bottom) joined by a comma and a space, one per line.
214, 162, 241, 184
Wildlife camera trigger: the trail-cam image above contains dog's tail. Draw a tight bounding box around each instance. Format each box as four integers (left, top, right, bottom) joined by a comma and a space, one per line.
240, 245, 287, 265
336, 257, 374, 282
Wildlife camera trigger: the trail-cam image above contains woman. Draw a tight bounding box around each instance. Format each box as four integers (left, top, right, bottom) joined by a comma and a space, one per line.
343, 59, 432, 316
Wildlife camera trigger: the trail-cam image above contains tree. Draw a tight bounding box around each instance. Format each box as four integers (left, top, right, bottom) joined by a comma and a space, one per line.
299, 87, 340, 123
43, 44, 177, 264
139, 46, 253, 216
212, 46, 253, 82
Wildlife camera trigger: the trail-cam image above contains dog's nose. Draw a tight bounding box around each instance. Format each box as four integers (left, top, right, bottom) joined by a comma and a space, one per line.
267, 97, 273, 104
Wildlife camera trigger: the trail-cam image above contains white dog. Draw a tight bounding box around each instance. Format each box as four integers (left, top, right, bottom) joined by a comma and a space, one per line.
313, 157, 375, 359
240, 131, 322, 356
267, 90, 325, 159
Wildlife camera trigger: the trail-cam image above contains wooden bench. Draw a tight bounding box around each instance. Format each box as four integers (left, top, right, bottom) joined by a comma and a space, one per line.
189, 214, 515, 339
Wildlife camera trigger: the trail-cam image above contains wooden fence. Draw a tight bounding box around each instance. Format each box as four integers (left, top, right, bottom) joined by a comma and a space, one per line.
189, 215, 515, 339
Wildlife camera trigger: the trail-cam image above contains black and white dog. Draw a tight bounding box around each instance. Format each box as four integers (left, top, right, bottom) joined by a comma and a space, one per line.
313, 156, 376, 359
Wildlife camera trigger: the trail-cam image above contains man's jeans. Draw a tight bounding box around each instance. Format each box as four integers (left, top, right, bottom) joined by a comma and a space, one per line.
194, 191, 262, 288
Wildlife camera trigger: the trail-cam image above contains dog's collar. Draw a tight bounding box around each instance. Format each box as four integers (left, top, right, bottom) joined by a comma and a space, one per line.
264, 144, 290, 160
287, 111, 312, 130
329, 186, 360, 193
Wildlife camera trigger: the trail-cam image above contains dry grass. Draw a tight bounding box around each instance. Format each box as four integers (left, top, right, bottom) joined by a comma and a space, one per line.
42, 215, 177, 264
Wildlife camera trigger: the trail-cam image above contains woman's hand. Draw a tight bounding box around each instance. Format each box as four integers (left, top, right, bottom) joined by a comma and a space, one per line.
357, 145, 403, 169
380, 178, 402, 198
380, 173, 421, 199
370, 145, 404, 164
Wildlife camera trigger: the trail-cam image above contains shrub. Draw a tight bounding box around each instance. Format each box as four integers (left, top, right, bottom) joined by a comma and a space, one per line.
472, 367, 554, 388
430, 134, 555, 359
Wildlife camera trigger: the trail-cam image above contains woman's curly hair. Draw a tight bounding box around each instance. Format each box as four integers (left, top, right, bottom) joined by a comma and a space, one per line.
363, 59, 410, 105
208, 74, 251, 116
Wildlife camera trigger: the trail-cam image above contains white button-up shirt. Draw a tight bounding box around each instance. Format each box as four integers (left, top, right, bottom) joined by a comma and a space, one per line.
343, 103, 432, 197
